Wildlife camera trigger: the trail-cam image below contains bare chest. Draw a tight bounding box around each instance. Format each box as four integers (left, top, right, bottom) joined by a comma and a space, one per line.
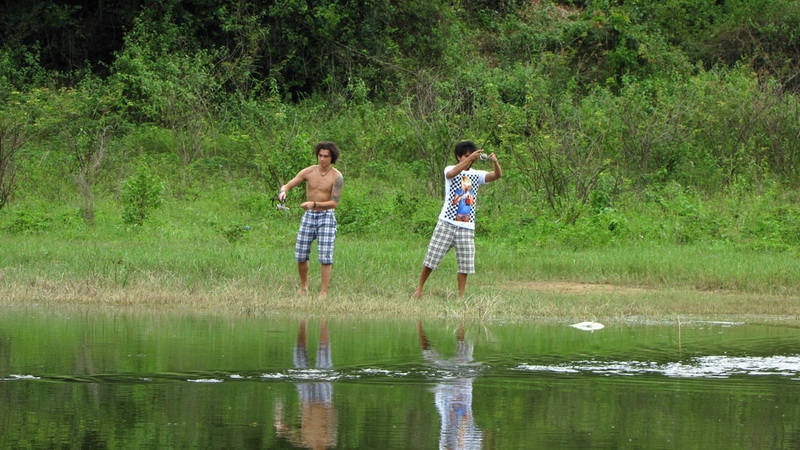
305, 168, 339, 195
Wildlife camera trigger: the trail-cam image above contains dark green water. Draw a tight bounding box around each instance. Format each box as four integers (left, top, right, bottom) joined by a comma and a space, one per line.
1, 308, 799, 448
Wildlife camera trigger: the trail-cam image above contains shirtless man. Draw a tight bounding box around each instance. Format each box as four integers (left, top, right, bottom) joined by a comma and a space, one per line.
279, 142, 344, 299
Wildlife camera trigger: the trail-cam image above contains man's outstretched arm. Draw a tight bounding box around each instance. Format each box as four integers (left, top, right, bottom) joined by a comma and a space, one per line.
485, 154, 503, 182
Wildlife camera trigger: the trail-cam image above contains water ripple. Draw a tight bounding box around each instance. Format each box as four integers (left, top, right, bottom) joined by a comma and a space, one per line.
518, 355, 800, 379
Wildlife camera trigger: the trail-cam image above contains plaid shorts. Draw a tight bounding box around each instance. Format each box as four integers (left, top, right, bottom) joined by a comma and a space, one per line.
295, 210, 337, 265
423, 220, 476, 274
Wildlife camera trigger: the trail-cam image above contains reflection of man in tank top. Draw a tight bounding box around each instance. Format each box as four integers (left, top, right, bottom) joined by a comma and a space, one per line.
274, 319, 337, 449
417, 322, 483, 450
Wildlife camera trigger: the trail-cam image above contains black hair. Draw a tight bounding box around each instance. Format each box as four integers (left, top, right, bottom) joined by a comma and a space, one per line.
314, 141, 340, 164
454, 140, 478, 160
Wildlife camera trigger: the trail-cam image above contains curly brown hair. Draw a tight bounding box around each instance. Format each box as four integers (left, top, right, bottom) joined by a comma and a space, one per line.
314, 142, 340, 164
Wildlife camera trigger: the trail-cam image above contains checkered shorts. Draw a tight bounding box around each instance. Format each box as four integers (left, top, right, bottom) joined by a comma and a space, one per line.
422, 220, 475, 274
295, 210, 337, 265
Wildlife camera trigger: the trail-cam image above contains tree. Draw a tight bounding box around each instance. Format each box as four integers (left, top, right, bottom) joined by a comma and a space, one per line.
36, 80, 123, 225
0, 114, 28, 209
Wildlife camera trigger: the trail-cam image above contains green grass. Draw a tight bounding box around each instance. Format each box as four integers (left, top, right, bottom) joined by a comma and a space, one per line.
2, 220, 799, 321
1, 188, 799, 321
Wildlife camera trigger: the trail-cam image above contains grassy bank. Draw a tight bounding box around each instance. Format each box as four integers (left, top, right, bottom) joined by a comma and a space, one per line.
4, 0, 800, 326
2, 220, 798, 321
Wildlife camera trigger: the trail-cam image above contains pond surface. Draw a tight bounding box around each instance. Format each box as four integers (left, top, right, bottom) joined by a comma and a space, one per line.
1, 308, 799, 448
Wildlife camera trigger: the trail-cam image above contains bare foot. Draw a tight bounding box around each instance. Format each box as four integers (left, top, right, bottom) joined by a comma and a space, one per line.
318, 291, 328, 300
297, 286, 309, 295
412, 289, 423, 299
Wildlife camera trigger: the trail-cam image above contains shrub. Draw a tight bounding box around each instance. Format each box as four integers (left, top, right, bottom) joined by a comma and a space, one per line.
3, 209, 52, 234
218, 224, 251, 244
121, 165, 164, 226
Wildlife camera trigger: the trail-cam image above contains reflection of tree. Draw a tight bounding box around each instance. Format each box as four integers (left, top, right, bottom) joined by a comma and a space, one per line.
417, 322, 483, 450
275, 319, 337, 449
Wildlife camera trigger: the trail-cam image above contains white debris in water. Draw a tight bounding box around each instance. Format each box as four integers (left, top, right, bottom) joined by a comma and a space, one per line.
518, 355, 800, 379
359, 368, 410, 376
188, 379, 224, 383
291, 370, 340, 381
696, 321, 746, 326
570, 321, 605, 331
260, 373, 289, 379
259, 370, 348, 382
2, 374, 41, 380
520, 365, 580, 374
360, 368, 392, 374
693, 355, 800, 376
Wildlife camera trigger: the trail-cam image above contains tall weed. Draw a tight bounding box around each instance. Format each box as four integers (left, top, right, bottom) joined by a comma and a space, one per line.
121, 165, 164, 226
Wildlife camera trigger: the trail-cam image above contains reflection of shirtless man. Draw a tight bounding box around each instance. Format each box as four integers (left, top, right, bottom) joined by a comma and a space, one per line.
274, 319, 337, 448
279, 142, 344, 298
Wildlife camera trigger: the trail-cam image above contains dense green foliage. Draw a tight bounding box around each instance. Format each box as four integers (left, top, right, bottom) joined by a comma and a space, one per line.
2, 0, 800, 253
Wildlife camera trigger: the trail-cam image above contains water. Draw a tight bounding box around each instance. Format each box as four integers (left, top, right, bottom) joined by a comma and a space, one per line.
1, 308, 799, 448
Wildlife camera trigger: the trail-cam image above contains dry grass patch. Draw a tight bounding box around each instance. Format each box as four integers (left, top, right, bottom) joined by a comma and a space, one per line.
2, 278, 799, 320
506, 281, 653, 295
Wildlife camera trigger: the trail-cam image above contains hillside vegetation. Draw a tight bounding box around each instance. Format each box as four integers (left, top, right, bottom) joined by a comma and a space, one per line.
2, 0, 799, 254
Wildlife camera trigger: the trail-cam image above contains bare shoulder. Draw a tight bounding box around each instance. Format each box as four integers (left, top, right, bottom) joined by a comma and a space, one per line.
297, 166, 316, 179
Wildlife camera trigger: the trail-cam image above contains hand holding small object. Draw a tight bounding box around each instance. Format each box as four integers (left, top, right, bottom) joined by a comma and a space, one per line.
480, 152, 497, 161
276, 189, 289, 210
